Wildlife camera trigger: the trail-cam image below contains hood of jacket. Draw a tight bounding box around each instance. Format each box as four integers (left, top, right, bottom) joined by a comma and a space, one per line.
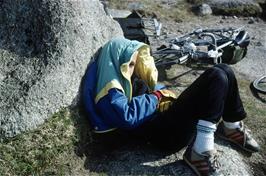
95, 37, 158, 103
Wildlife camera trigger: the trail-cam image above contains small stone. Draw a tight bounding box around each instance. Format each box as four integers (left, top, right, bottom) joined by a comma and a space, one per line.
198, 3, 212, 16
248, 17, 255, 24
256, 42, 263, 46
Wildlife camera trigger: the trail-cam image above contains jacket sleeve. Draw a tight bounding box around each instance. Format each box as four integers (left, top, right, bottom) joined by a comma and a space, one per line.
96, 88, 159, 129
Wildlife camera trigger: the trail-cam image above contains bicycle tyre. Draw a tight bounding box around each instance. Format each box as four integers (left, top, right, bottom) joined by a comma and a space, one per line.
252, 76, 266, 94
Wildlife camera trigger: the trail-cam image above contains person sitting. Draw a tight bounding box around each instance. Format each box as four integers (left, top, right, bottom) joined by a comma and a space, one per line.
82, 37, 260, 176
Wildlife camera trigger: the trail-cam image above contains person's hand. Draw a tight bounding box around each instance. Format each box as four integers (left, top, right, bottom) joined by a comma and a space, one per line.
157, 89, 177, 99
152, 89, 177, 112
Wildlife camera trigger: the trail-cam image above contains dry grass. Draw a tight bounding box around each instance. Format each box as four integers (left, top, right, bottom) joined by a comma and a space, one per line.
108, 0, 194, 22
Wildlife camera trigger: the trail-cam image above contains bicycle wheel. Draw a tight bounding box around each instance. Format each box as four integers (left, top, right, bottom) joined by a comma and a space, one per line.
252, 76, 266, 94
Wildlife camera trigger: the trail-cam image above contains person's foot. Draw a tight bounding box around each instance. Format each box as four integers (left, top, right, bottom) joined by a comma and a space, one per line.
183, 147, 220, 176
216, 121, 260, 153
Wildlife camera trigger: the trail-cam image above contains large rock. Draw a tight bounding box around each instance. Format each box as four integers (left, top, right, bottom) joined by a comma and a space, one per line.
206, 0, 262, 16
0, 0, 123, 138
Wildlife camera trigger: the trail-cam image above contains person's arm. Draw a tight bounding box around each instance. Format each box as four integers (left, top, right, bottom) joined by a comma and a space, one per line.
96, 88, 159, 129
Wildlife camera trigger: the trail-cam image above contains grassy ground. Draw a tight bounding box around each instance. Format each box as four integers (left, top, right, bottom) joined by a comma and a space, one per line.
108, 0, 194, 22
0, 109, 81, 175
237, 77, 266, 176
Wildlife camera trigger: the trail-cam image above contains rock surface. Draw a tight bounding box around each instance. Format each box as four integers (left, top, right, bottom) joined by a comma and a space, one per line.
0, 0, 123, 138
205, 0, 262, 16
197, 3, 213, 16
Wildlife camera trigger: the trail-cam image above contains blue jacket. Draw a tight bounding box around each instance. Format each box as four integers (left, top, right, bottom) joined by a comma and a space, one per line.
82, 61, 164, 133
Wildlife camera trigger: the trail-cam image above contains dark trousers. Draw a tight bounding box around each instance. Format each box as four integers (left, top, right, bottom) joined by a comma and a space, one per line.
131, 64, 247, 150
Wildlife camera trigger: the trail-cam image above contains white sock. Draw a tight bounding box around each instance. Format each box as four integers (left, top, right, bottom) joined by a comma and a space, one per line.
193, 120, 217, 154
223, 121, 241, 129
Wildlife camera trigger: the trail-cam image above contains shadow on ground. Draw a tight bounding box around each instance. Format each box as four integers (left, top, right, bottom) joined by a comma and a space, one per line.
71, 107, 194, 175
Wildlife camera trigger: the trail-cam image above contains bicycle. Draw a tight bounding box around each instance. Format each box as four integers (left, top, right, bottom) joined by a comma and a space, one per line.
152, 27, 250, 67
151, 27, 266, 100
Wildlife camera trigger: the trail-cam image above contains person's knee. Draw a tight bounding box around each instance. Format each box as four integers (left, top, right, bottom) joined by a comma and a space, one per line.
215, 63, 235, 77
209, 67, 229, 86
209, 66, 227, 80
